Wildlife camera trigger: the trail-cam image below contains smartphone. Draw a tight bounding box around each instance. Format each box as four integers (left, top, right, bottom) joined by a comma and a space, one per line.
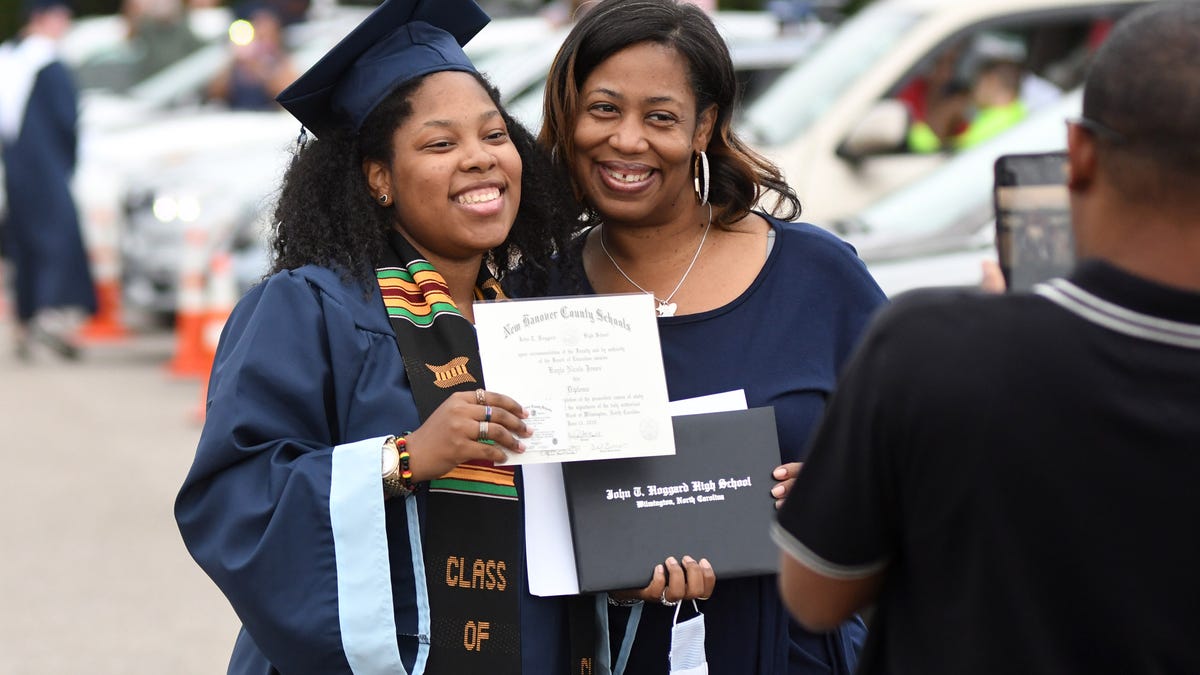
992, 152, 1074, 292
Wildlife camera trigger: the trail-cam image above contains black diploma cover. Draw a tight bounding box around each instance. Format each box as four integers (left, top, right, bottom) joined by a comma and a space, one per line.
560, 407, 782, 593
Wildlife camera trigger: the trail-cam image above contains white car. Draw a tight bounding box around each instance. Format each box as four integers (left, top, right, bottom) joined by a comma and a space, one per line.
738, 0, 1152, 228
101, 11, 563, 320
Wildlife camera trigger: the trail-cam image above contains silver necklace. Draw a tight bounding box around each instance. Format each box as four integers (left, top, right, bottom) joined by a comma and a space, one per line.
599, 205, 712, 317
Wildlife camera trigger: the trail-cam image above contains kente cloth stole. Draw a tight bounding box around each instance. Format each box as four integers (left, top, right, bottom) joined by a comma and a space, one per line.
376, 230, 521, 675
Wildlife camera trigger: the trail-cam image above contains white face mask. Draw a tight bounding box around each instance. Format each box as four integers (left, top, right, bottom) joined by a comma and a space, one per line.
669, 600, 708, 675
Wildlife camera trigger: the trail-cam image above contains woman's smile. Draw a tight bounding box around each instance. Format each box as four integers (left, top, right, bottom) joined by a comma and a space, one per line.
597, 161, 656, 194
453, 182, 507, 217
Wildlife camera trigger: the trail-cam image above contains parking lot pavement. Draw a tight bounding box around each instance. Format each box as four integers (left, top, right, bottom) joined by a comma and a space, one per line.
0, 316, 241, 673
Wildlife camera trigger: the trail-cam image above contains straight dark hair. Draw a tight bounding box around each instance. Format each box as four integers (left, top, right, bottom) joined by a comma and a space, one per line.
539, 0, 801, 227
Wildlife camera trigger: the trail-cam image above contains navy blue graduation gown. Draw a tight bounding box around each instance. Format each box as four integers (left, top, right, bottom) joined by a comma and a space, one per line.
1, 51, 96, 321
175, 265, 568, 674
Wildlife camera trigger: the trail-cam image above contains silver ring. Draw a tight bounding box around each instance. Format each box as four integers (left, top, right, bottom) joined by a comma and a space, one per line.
478, 420, 489, 443
484, 405, 492, 423
475, 388, 486, 405
659, 589, 678, 607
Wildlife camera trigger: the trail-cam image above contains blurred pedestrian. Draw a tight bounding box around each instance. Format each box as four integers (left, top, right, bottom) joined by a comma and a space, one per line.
953, 57, 1029, 148
907, 32, 1058, 153
205, 1, 297, 110
175, 0, 580, 672
0, 0, 97, 360
775, 3, 1200, 673
121, 0, 205, 82
533, 0, 885, 671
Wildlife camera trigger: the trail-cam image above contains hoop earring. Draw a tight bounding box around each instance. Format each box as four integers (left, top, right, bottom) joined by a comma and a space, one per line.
378, 194, 389, 205
693, 150, 709, 206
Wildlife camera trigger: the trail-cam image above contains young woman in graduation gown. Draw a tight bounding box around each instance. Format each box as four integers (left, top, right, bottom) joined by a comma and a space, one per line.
174, 1, 581, 672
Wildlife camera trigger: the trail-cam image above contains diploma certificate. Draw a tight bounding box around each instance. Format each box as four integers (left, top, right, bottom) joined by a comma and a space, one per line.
473, 293, 675, 465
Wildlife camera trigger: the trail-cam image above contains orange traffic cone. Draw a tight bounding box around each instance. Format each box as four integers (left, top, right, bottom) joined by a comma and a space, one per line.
78, 176, 128, 342
81, 280, 128, 342
166, 224, 211, 378
192, 247, 239, 423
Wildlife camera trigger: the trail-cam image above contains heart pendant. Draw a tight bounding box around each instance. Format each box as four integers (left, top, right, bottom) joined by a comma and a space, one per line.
656, 302, 677, 317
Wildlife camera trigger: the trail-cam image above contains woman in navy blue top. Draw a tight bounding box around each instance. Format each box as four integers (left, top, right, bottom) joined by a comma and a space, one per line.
533, 0, 887, 672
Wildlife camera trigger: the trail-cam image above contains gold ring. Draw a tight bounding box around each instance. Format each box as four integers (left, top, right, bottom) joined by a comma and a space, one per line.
475, 388, 486, 405
478, 420, 489, 442
484, 405, 492, 423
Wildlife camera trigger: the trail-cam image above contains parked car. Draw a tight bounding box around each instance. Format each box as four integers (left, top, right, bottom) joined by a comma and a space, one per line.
842, 88, 1083, 297
102, 10, 559, 322
738, 0, 1151, 228
71, 7, 373, 324
65, 6, 233, 95
118, 141, 287, 319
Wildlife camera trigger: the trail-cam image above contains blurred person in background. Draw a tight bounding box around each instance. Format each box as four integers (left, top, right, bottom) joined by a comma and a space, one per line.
205, 1, 297, 110
175, 0, 582, 672
907, 32, 1059, 153
952, 56, 1030, 148
121, 0, 204, 82
894, 41, 968, 147
0, 0, 97, 360
533, 0, 886, 671
775, 3, 1200, 672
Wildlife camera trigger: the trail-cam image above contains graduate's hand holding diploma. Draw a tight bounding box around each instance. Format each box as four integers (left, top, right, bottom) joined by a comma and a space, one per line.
405, 388, 532, 482
610, 554, 717, 606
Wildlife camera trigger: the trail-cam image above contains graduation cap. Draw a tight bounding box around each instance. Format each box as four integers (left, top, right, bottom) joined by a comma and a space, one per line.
276, 0, 489, 138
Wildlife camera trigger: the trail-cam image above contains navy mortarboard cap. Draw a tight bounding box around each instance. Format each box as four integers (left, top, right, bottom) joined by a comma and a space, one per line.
275, 0, 489, 138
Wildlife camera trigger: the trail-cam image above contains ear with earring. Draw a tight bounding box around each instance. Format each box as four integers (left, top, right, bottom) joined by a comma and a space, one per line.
692, 150, 709, 206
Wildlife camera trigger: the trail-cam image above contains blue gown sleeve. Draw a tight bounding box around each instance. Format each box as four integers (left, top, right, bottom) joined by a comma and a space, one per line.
174, 271, 415, 674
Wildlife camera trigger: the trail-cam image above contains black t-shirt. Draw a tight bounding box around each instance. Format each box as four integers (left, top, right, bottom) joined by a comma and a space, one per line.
774, 260, 1200, 675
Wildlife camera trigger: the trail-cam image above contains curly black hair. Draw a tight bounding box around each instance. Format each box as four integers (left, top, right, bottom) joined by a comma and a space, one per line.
270, 71, 582, 296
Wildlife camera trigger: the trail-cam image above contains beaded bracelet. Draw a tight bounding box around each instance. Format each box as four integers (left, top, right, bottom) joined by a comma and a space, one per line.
383, 434, 417, 499
394, 434, 415, 492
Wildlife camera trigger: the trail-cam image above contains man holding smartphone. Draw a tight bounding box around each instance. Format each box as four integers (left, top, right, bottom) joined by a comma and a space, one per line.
772, 3, 1200, 673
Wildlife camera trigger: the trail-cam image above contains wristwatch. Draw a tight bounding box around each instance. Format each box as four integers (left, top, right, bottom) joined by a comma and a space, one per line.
381, 436, 411, 499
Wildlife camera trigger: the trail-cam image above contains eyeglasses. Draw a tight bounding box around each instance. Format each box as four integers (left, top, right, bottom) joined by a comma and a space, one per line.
1066, 116, 1128, 144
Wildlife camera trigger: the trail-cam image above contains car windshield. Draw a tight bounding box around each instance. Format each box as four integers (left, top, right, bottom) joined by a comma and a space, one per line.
739, 3, 922, 147
846, 88, 1082, 248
